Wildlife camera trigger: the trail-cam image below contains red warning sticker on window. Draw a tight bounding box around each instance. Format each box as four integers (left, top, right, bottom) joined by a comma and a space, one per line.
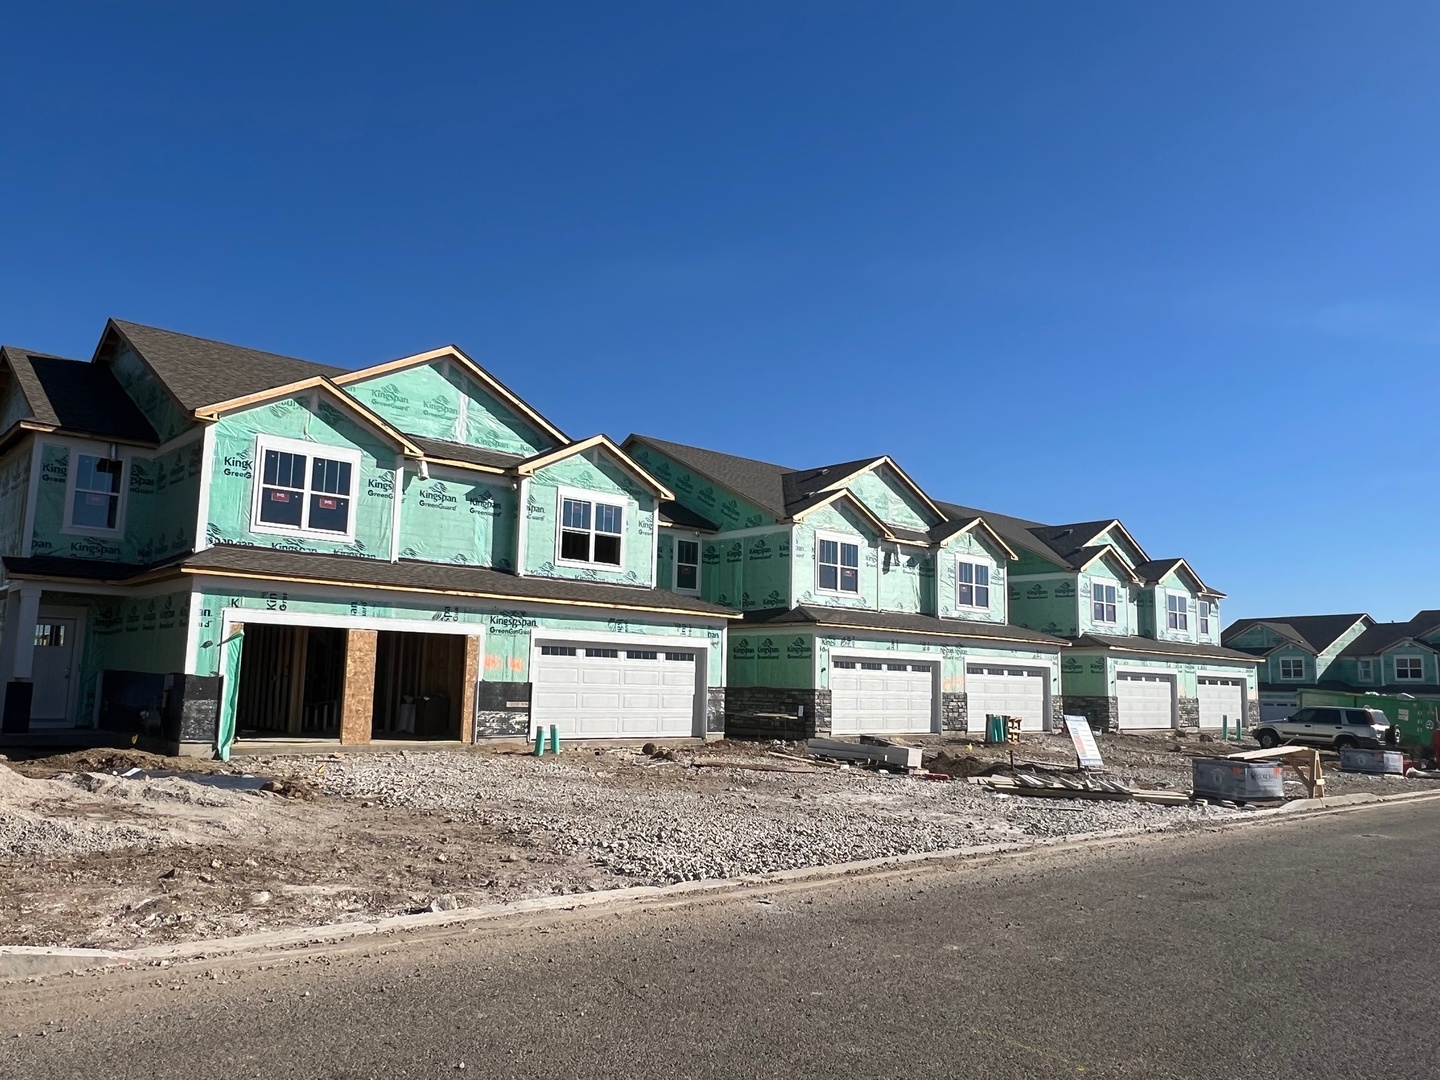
269, 491, 291, 502
318, 497, 338, 510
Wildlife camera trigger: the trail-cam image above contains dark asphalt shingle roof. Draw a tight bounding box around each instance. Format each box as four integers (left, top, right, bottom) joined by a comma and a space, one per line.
742, 605, 1068, 647
1222, 613, 1370, 654
1339, 612, 1440, 657
1075, 633, 1262, 664
1, 555, 160, 582
105, 320, 346, 413
409, 436, 525, 471
1, 347, 160, 443
182, 546, 737, 618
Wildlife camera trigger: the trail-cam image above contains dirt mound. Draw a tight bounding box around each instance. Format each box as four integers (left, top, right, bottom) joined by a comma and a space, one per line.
925, 753, 1009, 779
8, 748, 231, 779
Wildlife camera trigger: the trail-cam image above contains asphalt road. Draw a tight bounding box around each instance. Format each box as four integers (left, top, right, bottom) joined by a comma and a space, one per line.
4, 802, 1438, 1079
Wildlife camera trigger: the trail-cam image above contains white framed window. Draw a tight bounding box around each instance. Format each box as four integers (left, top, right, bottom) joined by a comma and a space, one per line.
1092, 582, 1118, 623
955, 558, 990, 609
674, 538, 700, 594
1199, 601, 1212, 636
63, 450, 126, 534
1395, 656, 1424, 681
1357, 658, 1374, 682
252, 436, 361, 541
816, 533, 860, 594
1166, 592, 1189, 631
556, 489, 625, 568
1279, 657, 1306, 680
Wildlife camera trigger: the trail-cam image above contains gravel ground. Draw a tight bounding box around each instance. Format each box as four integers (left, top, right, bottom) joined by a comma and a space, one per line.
265, 746, 1239, 885
4, 733, 1437, 950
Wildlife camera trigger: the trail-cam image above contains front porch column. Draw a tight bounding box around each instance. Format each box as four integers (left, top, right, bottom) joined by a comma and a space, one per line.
460, 634, 482, 742
1, 583, 42, 734
340, 629, 377, 744
10, 583, 42, 680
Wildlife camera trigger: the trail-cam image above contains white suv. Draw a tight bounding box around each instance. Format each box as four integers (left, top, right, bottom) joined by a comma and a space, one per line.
1253, 706, 1391, 751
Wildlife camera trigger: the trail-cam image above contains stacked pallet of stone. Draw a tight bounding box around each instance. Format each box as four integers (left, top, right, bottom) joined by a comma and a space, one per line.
1005, 716, 1022, 745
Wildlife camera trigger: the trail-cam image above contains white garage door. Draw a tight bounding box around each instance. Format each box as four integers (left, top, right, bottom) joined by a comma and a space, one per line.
531, 644, 698, 738
965, 666, 1048, 733
1116, 672, 1175, 730
1260, 696, 1295, 723
1198, 678, 1245, 730
831, 659, 934, 735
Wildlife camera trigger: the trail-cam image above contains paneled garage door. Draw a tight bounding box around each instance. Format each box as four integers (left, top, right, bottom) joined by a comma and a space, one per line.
1116, 672, 1175, 730
531, 644, 698, 738
831, 659, 935, 735
965, 666, 1048, 733
1198, 677, 1245, 730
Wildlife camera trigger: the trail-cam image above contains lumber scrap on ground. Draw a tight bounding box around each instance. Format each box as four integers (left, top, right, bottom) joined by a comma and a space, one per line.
806, 738, 923, 770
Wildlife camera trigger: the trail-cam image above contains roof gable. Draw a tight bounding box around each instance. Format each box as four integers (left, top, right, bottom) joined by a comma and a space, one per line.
1224, 613, 1371, 653
195, 377, 421, 454
518, 435, 672, 500
333, 346, 566, 453
831, 461, 943, 530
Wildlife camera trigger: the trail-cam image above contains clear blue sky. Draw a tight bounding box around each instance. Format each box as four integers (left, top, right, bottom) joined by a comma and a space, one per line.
2, 2, 1435, 623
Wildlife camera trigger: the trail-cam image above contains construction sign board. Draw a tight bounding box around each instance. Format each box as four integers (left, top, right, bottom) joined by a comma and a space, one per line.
1064, 715, 1104, 769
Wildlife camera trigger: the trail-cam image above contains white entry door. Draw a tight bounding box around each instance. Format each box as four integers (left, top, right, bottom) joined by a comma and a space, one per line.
1198, 677, 1245, 730
830, 659, 934, 735
30, 617, 78, 723
1116, 672, 1175, 730
531, 644, 698, 739
965, 665, 1048, 732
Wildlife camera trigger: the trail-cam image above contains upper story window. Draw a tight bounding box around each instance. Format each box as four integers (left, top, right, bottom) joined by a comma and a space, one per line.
1357, 658, 1374, 682
1166, 593, 1189, 631
65, 452, 125, 533
817, 534, 860, 593
1092, 582, 1118, 624
1279, 656, 1306, 680
1199, 601, 1212, 636
674, 538, 700, 594
558, 494, 624, 566
253, 436, 360, 540
1396, 656, 1424, 681
955, 558, 990, 609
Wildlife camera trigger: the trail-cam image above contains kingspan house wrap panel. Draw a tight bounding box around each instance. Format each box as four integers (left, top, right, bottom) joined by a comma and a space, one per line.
522, 450, 658, 587
190, 586, 726, 688
396, 468, 518, 570
206, 395, 397, 559
342, 363, 555, 456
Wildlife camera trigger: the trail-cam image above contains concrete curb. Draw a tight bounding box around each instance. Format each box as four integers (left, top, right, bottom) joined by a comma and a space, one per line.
6, 786, 1440, 981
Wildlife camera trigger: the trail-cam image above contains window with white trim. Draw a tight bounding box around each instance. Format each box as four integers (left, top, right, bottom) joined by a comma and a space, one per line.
817, 535, 860, 593
66, 453, 124, 532
1199, 600, 1212, 636
1092, 582, 1118, 624
1166, 592, 1189, 631
1279, 656, 1306, 680
674, 538, 700, 593
955, 558, 990, 609
253, 437, 360, 539
1396, 656, 1424, 681
558, 495, 624, 566
1357, 658, 1374, 682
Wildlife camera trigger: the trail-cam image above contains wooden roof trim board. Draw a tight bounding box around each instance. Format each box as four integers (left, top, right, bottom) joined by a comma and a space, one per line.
1092, 519, 1149, 565
1072, 544, 1143, 584
193, 377, 424, 456
1142, 557, 1225, 599
818, 456, 948, 525
177, 564, 742, 619
1085, 639, 1265, 665
789, 488, 896, 540
415, 453, 510, 477
515, 434, 674, 500
934, 517, 1020, 562
330, 344, 571, 447
802, 616, 1065, 647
